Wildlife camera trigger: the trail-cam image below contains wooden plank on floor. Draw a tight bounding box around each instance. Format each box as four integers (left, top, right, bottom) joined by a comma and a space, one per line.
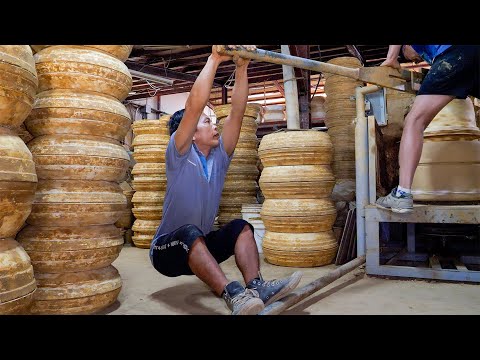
335, 209, 352, 265
347, 210, 357, 261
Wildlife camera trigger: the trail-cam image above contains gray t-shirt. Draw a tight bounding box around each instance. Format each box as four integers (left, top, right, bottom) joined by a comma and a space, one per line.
153, 131, 233, 239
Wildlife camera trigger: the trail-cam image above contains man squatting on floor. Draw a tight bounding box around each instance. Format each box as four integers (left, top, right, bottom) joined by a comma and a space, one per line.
149, 45, 302, 315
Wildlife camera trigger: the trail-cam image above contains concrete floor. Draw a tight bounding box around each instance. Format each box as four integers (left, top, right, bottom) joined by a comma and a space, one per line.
100, 246, 480, 315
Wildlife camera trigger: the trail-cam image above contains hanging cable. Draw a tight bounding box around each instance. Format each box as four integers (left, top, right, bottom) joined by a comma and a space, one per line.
224, 68, 236, 89
311, 45, 322, 100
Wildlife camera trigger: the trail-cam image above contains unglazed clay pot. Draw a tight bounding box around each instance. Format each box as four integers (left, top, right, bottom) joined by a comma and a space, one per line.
28, 135, 130, 182
132, 219, 160, 248
0, 45, 38, 129
29, 265, 122, 315
0, 128, 37, 238
132, 163, 166, 191
259, 130, 333, 166
424, 98, 480, 141
261, 198, 337, 233
260, 165, 335, 199
0, 239, 36, 314
27, 180, 126, 226
263, 231, 338, 267
25, 90, 131, 142
17, 225, 123, 273
34, 46, 132, 101
132, 117, 170, 136
412, 140, 480, 201
31, 45, 133, 62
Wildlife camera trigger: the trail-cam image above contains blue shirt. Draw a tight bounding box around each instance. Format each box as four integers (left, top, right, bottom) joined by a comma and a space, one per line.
153, 132, 233, 239
411, 45, 452, 64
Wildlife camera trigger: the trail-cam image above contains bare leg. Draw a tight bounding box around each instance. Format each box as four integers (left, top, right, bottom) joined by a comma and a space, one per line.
398, 94, 454, 189
188, 237, 229, 296
234, 224, 260, 284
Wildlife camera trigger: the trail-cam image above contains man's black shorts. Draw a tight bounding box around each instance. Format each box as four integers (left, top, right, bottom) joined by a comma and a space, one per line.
149, 219, 254, 277
418, 45, 480, 99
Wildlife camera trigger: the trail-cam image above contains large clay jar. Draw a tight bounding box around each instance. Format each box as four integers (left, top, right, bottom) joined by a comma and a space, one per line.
28, 135, 130, 182
260, 165, 335, 199
27, 180, 126, 226
258, 130, 333, 166
424, 98, 480, 141
131, 117, 171, 135
17, 225, 123, 273
132, 134, 168, 163
0, 239, 36, 314
131, 163, 167, 192
132, 219, 160, 248
261, 198, 337, 233
34, 46, 132, 101
0, 127, 37, 238
0, 46, 38, 129
25, 90, 131, 142
31, 45, 133, 62
29, 265, 122, 315
262, 231, 338, 267
131, 190, 164, 221
412, 140, 480, 201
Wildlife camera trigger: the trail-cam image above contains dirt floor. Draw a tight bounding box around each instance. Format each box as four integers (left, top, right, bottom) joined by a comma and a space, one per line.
100, 245, 480, 315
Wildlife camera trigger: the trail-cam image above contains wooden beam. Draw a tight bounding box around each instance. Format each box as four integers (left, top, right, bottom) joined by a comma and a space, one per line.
126, 61, 223, 87
221, 87, 228, 105
130, 46, 210, 60
289, 45, 311, 129
272, 80, 285, 97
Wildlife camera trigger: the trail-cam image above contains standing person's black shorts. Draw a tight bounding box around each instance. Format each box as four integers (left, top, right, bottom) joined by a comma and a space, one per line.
149, 219, 254, 277
418, 45, 480, 99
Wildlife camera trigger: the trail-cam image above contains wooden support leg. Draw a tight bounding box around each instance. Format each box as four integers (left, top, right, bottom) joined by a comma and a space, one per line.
407, 223, 416, 253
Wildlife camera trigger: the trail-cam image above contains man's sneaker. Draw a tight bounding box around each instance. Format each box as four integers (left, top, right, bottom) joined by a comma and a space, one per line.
246, 271, 302, 306
376, 187, 413, 213
222, 280, 264, 315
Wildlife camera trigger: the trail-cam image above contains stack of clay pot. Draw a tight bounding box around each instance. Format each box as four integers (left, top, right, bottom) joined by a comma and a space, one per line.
324, 57, 362, 185
412, 98, 480, 201
215, 104, 261, 225
263, 104, 285, 122
131, 116, 170, 248
258, 130, 337, 267
0, 46, 38, 314
324, 57, 363, 233
310, 96, 326, 123
16, 45, 133, 314
115, 181, 135, 245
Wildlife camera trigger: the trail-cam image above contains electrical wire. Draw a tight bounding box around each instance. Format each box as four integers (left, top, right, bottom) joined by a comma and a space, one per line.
311, 45, 322, 100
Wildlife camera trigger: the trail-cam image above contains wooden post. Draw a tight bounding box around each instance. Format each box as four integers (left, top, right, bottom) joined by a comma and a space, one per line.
290, 45, 311, 129
221, 86, 228, 104
259, 256, 366, 315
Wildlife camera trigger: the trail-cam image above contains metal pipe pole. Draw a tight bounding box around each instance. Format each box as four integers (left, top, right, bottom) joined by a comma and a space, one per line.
215, 46, 417, 92
259, 256, 366, 315
355, 85, 381, 256
216, 45, 359, 78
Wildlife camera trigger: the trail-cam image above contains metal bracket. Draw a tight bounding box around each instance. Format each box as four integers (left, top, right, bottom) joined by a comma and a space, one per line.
365, 88, 388, 126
